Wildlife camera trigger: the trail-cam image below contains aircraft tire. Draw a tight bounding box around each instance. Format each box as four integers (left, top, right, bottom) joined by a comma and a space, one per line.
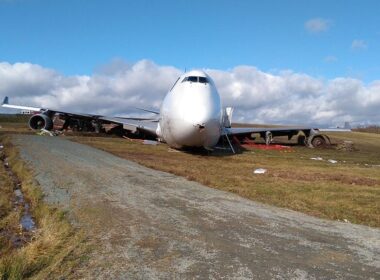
311, 135, 327, 148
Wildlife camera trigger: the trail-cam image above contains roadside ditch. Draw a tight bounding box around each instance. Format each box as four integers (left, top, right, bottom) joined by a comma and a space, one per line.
0, 144, 36, 249
0, 136, 88, 279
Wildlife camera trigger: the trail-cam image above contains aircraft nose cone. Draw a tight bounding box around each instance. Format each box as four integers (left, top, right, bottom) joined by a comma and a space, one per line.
162, 80, 222, 149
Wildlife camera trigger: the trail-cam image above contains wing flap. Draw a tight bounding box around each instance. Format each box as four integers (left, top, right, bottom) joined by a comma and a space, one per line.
99, 117, 158, 137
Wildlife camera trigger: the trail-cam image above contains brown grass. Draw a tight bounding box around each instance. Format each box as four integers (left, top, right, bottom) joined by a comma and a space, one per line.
71, 132, 380, 228
353, 125, 380, 134
0, 135, 88, 279
1, 116, 379, 227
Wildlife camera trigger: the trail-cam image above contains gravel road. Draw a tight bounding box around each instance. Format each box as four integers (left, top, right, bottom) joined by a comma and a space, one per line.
13, 135, 380, 279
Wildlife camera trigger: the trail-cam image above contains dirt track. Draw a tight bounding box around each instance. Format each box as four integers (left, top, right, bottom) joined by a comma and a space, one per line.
13, 135, 380, 279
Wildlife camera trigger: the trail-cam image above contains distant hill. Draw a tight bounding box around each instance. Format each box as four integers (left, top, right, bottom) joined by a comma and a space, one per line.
353, 126, 380, 134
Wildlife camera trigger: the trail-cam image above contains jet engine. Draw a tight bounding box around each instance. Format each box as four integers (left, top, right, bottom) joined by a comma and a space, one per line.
28, 114, 53, 130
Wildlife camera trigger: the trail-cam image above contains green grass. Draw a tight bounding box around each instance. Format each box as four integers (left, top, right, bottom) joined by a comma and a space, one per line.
0, 136, 88, 280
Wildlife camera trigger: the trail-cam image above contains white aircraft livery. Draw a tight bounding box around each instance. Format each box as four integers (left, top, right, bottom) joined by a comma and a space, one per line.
2, 70, 339, 151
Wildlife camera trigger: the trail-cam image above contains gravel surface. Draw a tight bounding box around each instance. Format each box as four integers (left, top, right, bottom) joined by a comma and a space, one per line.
13, 135, 380, 279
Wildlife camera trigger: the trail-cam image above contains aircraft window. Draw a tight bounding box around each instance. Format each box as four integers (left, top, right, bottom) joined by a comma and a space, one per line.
182, 76, 208, 83
188, 76, 198, 82
199, 77, 208, 83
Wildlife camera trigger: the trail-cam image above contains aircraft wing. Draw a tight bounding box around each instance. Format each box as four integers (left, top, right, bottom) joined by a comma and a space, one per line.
223, 126, 323, 148
2, 96, 43, 112
225, 126, 317, 137
226, 125, 351, 137
225, 125, 351, 148
99, 117, 158, 137
2, 96, 101, 119
1, 96, 159, 136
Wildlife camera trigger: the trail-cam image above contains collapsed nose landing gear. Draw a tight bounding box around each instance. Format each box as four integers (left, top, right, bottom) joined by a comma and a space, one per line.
196, 124, 206, 132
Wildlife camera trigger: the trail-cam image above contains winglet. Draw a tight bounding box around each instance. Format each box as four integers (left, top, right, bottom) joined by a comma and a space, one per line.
2, 96, 8, 105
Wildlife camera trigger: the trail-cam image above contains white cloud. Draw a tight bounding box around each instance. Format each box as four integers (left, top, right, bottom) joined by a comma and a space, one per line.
305, 18, 331, 33
351, 39, 368, 50
1, 60, 379, 126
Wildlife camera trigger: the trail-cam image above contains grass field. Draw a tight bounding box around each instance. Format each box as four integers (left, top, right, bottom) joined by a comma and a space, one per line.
1, 116, 379, 227
70, 132, 380, 228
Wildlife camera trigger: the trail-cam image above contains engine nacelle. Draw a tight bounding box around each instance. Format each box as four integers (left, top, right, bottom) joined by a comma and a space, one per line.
28, 114, 53, 130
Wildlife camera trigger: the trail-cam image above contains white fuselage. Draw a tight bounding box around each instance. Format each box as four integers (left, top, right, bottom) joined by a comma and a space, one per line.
157, 70, 222, 149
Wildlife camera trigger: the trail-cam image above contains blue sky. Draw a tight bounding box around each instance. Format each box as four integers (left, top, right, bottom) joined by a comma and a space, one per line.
0, 0, 379, 82
1, 0, 379, 125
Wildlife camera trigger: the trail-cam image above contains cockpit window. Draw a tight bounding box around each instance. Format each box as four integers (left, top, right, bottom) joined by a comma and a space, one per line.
198, 77, 208, 83
188, 76, 198, 82
182, 76, 209, 84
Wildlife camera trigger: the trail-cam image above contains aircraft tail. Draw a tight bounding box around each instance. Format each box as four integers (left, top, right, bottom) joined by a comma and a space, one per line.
222, 107, 234, 128
344, 122, 351, 129
2, 96, 9, 105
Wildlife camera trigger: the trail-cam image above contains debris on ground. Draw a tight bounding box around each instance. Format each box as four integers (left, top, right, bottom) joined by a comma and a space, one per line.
143, 140, 159, 145
0, 144, 3, 150
254, 168, 267, 174
336, 141, 356, 151
37, 129, 57, 136
328, 159, 338, 164
236, 137, 294, 151
310, 157, 323, 161
245, 143, 293, 151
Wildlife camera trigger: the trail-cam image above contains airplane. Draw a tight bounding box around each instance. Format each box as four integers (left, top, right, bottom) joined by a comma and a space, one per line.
1, 70, 339, 152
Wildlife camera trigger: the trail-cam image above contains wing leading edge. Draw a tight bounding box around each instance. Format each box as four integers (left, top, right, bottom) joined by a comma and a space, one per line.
1, 96, 159, 137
